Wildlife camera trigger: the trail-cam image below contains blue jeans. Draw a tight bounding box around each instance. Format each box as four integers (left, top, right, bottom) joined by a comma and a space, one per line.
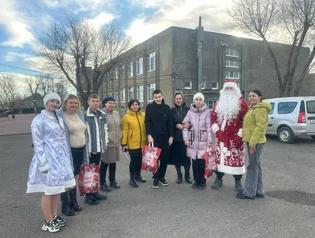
243, 143, 264, 197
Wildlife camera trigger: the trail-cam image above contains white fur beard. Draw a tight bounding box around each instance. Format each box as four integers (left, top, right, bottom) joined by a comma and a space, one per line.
216, 91, 241, 121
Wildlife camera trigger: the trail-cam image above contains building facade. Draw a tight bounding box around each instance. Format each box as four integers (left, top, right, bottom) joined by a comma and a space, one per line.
101, 21, 314, 112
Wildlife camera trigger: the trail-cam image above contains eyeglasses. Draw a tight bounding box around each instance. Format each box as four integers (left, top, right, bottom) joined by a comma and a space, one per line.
224, 87, 234, 90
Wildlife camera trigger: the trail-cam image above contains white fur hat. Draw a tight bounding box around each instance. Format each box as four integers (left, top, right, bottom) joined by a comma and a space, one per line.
193, 92, 204, 102
223, 79, 239, 90
43, 93, 61, 106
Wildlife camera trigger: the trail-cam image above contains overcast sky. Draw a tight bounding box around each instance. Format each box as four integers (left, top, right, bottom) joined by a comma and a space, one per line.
0, 0, 248, 93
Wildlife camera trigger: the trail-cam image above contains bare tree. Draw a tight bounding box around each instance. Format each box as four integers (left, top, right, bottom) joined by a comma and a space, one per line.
0, 75, 17, 109
39, 18, 129, 108
230, 0, 315, 96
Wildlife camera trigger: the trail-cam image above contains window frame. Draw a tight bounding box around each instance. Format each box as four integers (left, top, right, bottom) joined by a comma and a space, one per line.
136, 57, 143, 75
148, 52, 156, 72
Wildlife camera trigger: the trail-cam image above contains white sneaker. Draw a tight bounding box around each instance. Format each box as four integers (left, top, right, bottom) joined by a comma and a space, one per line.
53, 215, 65, 227
41, 219, 60, 233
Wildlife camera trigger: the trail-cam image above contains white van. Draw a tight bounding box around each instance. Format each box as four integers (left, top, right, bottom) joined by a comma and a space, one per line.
265, 97, 315, 143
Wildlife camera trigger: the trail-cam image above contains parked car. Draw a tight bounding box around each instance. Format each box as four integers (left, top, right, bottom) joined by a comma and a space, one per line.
265, 97, 315, 143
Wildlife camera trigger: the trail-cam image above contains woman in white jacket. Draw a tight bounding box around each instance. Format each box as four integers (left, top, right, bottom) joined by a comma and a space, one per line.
26, 93, 76, 233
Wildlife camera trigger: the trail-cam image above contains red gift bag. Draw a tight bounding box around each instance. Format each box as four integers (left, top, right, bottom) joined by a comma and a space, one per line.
141, 144, 161, 174
78, 164, 100, 196
204, 147, 217, 178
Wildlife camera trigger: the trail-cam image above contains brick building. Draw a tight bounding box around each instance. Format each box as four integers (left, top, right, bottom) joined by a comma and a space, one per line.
100, 19, 314, 112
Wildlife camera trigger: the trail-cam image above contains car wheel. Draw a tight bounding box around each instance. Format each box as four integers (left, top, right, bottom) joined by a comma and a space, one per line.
311, 136, 315, 141
277, 126, 295, 143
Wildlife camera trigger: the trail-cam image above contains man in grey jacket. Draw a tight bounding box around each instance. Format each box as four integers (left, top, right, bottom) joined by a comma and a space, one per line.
84, 94, 108, 205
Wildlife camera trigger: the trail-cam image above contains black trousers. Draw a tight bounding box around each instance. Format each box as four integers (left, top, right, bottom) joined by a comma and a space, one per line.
216, 171, 242, 181
129, 149, 142, 180
100, 162, 116, 185
153, 140, 169, 180
192, 159, 206, 185
71, 146, 85, 176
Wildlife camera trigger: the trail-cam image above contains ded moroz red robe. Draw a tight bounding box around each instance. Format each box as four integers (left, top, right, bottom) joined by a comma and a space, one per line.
210, 99, 248, 175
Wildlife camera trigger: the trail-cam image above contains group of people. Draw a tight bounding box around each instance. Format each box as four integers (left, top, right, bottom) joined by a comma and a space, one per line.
26, 79, 271, 233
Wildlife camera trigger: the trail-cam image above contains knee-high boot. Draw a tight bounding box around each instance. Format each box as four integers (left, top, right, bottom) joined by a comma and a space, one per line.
69, 188, 82, 212
61, 192, 75, 216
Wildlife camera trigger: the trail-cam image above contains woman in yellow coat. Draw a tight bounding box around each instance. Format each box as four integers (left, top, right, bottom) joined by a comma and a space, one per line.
237, 90, 271, 199
121, 99, 147, 188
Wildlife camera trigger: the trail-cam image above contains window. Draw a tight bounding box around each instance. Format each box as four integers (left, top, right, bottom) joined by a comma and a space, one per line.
201, 81, 206, 89
225, 49, 240, 57
136, 57, 143, 75
128, 87, 134, 100
129, 61, 133, 77
120, 89, 126, 102
306, 100, 315, 113
278, 102, 297, 114
225, 71, 240, 79
114, 68, 118, 80
147, 83, 156, 100
211, 82, 219, 90
121, 65, 125, 77
207, 100, 215, 108
184, 81, 192, 89
269, 102, 275, 114
137, 85, 144, 102
148, 52, 156, 72
114, 91, 118, 101
225, 60, 240, 68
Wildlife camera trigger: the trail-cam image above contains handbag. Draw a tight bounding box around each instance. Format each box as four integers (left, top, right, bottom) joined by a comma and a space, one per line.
141, 143, 161, 173
78, 163, 100, 196
204, 146, 217, 178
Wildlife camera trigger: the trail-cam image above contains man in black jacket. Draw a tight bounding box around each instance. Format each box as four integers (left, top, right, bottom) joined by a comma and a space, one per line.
145, 89, 174, 189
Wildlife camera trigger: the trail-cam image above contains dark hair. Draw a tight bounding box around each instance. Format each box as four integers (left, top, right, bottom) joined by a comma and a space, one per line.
152, 89, 162, 96
102, 96, 115, 107
249, 90, 263, 100
174, 92, 183, 98
128, 99, 140, 111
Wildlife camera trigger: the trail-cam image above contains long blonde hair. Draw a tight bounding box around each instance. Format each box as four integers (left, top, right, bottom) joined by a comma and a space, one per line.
62, 94, 80, 111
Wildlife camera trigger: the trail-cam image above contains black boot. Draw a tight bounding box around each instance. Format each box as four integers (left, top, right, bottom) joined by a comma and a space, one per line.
184, 167, 192, 184
135, 172, 146, 183
129, 179, 139, 188
61, 192, 75, 216
85, 193, 99, 205
69, 188, 82, 212
175, 165, 183, 184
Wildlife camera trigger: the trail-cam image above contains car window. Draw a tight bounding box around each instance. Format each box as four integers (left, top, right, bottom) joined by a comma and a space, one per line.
306, 100, 315, 113
277, 102, 297, 114
269, 102, 275, 114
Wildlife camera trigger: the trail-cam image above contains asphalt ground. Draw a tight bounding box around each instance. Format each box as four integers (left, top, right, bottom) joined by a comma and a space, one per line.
0, 134, 315, 238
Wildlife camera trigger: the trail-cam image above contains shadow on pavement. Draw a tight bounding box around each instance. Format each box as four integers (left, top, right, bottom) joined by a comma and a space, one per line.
267, 190, 315, 206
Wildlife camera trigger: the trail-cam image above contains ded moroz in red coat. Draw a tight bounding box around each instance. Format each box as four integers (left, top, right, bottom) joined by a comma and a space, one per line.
210, 99, 248, 175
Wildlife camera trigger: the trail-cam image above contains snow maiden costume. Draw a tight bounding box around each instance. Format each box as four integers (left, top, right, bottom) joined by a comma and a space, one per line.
27, 94, 76, 195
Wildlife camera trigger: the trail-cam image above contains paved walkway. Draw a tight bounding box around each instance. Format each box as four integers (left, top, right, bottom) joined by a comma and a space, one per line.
0, 113, 36, 136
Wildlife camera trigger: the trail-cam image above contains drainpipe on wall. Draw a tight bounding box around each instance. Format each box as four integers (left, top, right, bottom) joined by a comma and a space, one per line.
196, 16, 204, 91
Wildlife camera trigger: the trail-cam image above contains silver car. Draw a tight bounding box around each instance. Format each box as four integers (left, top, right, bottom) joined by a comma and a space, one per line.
266, 97, 315, 143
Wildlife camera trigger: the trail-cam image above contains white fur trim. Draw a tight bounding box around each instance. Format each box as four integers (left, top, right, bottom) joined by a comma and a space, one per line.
237, 129, 242, 137
26, 179, 76, 195
211, 123, 220, 133
223, 82, 238, 90
217, 164, 246, 175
